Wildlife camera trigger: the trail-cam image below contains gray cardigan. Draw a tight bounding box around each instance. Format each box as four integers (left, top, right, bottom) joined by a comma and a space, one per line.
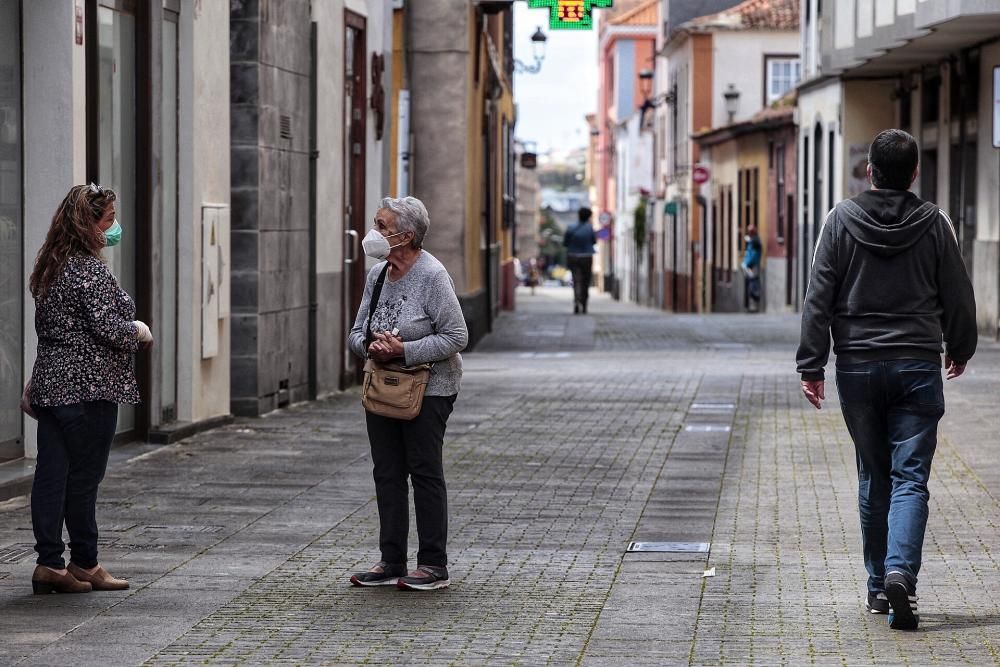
348, 251, 468, 396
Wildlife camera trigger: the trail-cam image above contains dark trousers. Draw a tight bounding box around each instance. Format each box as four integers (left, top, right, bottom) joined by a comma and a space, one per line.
31, 401, 118, 570
365, 395, 456, 567
835, 360, 944, 593
567, 254, 593, 311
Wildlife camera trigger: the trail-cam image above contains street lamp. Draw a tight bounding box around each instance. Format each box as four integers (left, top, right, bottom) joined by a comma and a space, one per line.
515, 27, 548, 74
723, 84, 740, 124
638, 68, 654, 99
637, 68, 673, 123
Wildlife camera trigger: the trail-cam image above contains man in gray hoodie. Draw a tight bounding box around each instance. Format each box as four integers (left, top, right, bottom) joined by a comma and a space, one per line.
796, 129, 976, 631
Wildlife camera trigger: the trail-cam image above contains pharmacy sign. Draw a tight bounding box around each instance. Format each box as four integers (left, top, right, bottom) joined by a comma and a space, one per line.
528, 0, 613, 30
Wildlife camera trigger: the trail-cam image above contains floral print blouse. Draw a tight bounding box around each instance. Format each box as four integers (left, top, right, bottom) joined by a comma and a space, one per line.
29, 254, 141, 406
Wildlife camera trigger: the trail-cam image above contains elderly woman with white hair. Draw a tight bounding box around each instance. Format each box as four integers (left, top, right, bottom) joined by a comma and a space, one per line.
347, 196, 468, 591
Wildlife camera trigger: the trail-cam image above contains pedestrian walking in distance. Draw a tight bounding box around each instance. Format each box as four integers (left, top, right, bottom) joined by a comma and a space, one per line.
564, 207, 597, 314
741, 224, 762, 312
348, 196, 468, 591
20, 183, 153, 595
797, 129, 977, 630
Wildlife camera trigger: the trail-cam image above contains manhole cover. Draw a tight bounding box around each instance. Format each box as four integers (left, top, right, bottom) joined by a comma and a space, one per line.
0, 544, 35, 564
684, 424, 731, 433
627, 542, 710, 553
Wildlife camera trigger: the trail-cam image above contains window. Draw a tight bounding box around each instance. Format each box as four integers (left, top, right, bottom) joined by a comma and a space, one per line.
738, 167, 759, 239
921, 71, 940, 125
766, 57, 801, 104
726, 186, 733, 276
502, 119, 515, 230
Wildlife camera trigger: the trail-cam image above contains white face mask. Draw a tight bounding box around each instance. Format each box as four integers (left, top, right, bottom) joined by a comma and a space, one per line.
362, 228, 407, 260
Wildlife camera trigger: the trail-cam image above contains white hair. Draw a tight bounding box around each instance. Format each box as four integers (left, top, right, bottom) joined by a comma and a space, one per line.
379, 196, 429, 249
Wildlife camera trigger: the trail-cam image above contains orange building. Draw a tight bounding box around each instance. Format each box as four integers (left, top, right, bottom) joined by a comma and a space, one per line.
595, 0, 657, 297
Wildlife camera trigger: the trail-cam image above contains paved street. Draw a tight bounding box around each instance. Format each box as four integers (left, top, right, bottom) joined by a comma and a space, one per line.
1, 286, 999, 665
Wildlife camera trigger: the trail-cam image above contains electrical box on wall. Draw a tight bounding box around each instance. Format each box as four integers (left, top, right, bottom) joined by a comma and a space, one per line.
201, 204, 230, 359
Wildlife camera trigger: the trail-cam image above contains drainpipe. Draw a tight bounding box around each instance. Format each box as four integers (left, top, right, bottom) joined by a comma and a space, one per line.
307, 22, 318, 399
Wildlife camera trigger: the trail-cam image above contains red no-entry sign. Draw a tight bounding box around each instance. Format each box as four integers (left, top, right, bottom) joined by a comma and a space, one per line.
692, 165, 710, 184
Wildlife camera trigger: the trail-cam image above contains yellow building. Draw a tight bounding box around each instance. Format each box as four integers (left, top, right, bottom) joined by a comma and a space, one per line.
391, 1, 517, 346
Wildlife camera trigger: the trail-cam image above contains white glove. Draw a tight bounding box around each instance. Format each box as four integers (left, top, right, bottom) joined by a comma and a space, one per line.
133, 320, 153, 343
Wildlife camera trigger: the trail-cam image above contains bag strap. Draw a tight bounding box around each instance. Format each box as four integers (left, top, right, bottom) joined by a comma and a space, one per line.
365, 263, 391, 351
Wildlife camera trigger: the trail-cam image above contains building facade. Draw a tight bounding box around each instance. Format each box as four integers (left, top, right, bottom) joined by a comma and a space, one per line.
405, 0, 517, 344
695, 102, 797, 313
229, 0, 395, 416
797, 0, 1000, 337
656, 0, 799, 312
596, 0, 657, 301
1, 0, 233, 465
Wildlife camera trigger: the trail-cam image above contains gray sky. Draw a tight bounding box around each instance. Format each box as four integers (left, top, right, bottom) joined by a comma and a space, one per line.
513, 2, 599, 155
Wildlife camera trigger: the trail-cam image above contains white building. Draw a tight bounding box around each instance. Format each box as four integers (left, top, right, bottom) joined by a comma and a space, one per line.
1, 0, 233, 465
614, 113, 655, 304
796, 0, 1000, 336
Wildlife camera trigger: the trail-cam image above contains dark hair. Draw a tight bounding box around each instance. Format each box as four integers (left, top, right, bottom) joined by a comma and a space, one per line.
578, 207, 593, 223
868, 129, 918, 190
30, 184, 117, 300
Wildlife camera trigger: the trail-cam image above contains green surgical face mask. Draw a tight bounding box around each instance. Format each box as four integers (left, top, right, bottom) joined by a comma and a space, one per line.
103, 219, 122, 247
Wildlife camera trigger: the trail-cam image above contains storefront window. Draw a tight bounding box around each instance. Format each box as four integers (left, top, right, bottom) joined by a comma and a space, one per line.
0, 0, 22, 461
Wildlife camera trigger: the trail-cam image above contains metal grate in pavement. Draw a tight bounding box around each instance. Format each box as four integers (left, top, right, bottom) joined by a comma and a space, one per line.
627, 541, 710, 553
0, 544, 35, 564
109, 543, 166, 552
690, 402, 736, 411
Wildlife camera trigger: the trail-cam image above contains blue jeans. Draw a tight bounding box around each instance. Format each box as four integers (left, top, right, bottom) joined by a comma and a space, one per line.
31, 401, 118, 570
835, 360, 944, 594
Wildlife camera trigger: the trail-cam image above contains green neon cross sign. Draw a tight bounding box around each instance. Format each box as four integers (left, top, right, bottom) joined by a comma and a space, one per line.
527, 0, 613, 30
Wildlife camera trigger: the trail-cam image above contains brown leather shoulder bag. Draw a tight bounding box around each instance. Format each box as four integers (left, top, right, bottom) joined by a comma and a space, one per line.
361, 264, 431, 420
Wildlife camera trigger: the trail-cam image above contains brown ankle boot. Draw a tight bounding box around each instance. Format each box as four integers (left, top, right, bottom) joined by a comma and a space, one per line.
32, 565, 92, 594
67, 562, 129, 591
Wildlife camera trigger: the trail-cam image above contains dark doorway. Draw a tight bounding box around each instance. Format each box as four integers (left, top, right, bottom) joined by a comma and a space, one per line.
87, 0, 152, 440
340, 11, 367, 388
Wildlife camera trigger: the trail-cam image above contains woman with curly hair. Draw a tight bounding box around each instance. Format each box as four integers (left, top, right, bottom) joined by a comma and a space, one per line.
19, 183, 153, 594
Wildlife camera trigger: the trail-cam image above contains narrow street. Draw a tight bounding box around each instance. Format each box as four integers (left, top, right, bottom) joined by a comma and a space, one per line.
2, 287, 999, 665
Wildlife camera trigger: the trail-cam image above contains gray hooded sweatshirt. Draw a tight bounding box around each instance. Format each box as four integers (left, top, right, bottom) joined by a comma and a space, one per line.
796, 189, 977, 381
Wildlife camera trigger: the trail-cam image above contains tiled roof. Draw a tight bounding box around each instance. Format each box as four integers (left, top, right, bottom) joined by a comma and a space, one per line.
689, 0, 799, 31
608, 0, 658, 26
604, 0, 647, 21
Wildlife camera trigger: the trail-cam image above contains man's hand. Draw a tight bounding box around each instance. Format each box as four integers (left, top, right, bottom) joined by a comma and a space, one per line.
801, 379, 825, 410
945, 356, 967, 380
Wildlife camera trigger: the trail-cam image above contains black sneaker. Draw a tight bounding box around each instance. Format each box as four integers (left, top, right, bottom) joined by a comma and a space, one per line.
350, 561, 406, 587
865, 591, 890, 614
397, 565, 450, 591
885, 571, 919, 630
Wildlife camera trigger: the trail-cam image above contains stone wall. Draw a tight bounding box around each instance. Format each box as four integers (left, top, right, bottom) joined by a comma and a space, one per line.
230, 0, 313, 416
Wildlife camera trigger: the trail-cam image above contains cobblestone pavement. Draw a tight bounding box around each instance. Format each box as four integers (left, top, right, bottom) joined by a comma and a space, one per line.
1, 286, 998, 665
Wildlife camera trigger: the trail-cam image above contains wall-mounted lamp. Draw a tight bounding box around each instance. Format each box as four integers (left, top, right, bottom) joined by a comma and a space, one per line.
514, 27, 548, 74
723, 84, 740, 124
637, 68, 675, 124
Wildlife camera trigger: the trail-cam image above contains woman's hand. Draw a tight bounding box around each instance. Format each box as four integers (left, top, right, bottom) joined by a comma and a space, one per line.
133, 320, 155, 350
20, 382, 37, 420
368, 331, 404, 362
